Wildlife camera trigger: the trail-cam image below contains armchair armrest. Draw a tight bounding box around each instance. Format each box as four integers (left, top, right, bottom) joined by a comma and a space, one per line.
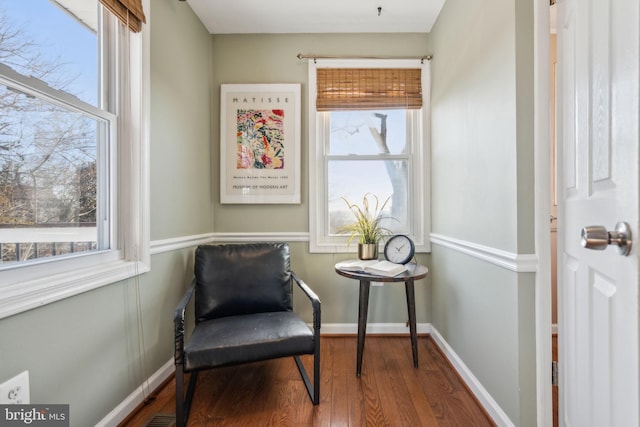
174, 279, 196, 365
291, 272, 321, 331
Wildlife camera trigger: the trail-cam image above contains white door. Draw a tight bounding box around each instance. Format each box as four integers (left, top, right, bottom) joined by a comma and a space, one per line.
557, 0, 639, 425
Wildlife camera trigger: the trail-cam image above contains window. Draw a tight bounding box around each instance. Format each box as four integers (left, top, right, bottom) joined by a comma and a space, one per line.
0, 0, 149, 318
308, 59, 430, 253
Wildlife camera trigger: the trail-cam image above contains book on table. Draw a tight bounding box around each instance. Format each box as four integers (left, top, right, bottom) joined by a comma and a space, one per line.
335, 259, 408, 277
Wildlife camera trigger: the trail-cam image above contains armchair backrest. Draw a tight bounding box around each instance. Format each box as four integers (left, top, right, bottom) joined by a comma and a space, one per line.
194, 243, 293, 322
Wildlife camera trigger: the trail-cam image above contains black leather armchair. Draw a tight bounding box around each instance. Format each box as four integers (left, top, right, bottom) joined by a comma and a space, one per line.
174, 243, 321, 427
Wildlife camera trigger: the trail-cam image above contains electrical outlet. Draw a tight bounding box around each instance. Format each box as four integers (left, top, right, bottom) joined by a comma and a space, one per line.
0, 371, 30, 404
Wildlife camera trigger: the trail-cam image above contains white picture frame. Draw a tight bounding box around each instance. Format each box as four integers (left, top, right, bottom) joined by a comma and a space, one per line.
220, 83, 301, 204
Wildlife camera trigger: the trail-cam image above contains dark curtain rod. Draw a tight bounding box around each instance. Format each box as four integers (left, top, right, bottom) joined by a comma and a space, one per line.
297, 54, 433, 63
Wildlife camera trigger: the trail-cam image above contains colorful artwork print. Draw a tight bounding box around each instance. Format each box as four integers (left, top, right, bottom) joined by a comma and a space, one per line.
236, 109, 285, 169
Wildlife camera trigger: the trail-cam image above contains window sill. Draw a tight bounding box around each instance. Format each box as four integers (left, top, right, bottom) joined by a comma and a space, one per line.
0, 259, 150, 319
310, 240, 431, 254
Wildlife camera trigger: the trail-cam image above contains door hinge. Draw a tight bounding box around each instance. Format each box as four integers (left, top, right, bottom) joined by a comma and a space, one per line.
552, 361, 559, 386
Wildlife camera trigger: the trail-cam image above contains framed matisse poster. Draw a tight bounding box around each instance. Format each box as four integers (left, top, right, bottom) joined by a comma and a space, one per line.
220, 84, 301, 204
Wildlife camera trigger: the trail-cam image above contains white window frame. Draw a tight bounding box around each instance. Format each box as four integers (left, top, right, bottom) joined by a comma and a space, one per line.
308, 58, 431, 253
0, 2, 150, 319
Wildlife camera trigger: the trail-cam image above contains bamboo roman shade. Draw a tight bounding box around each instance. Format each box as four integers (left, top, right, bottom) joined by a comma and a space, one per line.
316, 68, 422, 111
99, 0, 146, 32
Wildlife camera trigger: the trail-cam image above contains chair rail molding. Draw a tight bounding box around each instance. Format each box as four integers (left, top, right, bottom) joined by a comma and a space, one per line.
150, 233, 216, 254
151, 232, 310, 255
430, 233, 538, 273
211, 232, 310, 242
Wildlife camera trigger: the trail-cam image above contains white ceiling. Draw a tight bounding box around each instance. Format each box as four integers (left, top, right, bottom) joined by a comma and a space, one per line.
185, 0, 447, 34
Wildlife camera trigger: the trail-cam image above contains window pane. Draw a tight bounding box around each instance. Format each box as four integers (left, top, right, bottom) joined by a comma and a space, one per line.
328, 110, 407, 155
0, 0, 99, 106
328, 160, 408, 235
0, 0, 102, 266
0, 85, 103, 265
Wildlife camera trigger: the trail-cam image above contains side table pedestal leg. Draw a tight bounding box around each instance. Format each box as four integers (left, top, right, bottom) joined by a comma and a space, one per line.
357, 280, 371, 377
405, 279, 418, 368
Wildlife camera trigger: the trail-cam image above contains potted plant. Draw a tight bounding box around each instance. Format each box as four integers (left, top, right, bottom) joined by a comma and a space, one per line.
340, 193, 394, 260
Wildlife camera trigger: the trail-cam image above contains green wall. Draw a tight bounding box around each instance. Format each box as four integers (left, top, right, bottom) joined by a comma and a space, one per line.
211, 33, 431, 232
150, 1, 214, 239
210, 33, 433, 326
0, 0, 541, 425
430, 0, 536, 425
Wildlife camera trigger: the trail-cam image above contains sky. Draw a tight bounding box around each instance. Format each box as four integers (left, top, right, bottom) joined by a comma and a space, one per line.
0, 0, 98, 105
328, 109, 407, 214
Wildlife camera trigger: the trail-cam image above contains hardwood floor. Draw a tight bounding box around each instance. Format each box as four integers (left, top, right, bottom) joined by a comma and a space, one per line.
120, 336, 495, 427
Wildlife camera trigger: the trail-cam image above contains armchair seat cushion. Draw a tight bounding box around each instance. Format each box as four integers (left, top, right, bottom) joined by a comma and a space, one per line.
184, 311, 315, 372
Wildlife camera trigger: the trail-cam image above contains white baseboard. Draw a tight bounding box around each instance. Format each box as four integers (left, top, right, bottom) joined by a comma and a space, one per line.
98, 324, 512, 427
428, 327, 515, 427
95, 359, 174, 427
320, 322, 431, 335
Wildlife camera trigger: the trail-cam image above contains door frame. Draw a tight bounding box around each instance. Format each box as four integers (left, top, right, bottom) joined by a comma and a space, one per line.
533, 0, 553, 426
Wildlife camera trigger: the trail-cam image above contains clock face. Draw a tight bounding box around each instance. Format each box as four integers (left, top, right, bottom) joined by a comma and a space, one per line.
384, 235, 415, 264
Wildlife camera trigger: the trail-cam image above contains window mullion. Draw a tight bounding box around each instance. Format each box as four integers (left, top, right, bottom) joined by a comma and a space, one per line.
0, 65, 114, 124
